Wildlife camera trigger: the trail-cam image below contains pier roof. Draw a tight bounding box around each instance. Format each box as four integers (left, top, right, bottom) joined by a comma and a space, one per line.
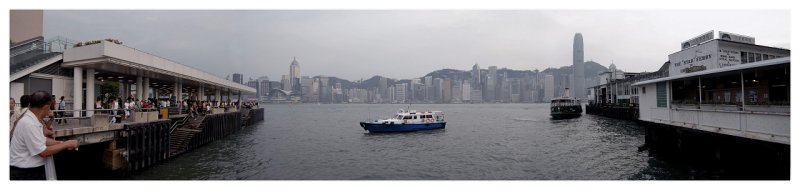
632, 57, 790, 86
61, 41, 256, 94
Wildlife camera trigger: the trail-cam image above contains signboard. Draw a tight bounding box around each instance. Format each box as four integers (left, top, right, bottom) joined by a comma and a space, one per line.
719, 31, 755, 44
681, 30, 714, 49
717, 48, 741, 67
670, 42, 716, 76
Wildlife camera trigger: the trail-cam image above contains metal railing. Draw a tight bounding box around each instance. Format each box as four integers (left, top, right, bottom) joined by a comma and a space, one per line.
44, 108, 160, 123
169, 115, 190, 134
10, 36, 76, 75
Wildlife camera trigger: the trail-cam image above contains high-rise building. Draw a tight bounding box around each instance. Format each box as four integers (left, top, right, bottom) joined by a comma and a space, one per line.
424, 76, 433, 101
378, 76, 388, 102
433, 78, 443, 103
246, 80, 259, 101
233, 73, 243, 84
499, 71, 510, 102
258, 76, 270, 101
486, 66, 497, 102
333, 82, 343, 103
471, 63, 481, 89
395, 83, 407, 103
281, 75, 291, 92
442, 79, 452, 103
301, 76, 312, 102
451, 80, 462, 103
309, 77, 320, 103
388, 85, 396, 103
573, 33, 585, 100
289, 57, 301, 93
319, 76, 330, 102
461, 81, 471, 102
544, 74, 555, 101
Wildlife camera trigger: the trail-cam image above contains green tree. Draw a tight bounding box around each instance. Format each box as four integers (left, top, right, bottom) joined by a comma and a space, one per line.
100, 80, 119, 100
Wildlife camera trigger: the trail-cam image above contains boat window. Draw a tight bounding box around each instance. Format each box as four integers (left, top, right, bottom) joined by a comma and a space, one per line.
403, 116, 412, 120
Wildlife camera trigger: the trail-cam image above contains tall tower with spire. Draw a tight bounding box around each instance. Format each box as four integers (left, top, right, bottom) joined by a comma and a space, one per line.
289, 57, 301, 92
573, 33, 585, 100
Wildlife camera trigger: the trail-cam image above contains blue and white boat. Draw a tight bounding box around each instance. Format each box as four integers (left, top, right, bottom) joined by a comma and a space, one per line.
360, 109, 446, 133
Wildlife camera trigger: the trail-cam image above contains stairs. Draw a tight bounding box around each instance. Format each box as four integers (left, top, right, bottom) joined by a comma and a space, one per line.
169, 128, 199, 156
241, 110, 251, 126
168, 116, 206, 156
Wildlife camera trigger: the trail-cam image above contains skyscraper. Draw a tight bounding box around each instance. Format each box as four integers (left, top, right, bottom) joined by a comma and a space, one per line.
289, 57, 301, 93
378, 76, 388, 102
281, 75, 291, 92
544, 74, 555, 101
471, 63, 481, 89
486, 66, 497, 102
232, 73, 243, 84
573, 33, 585, 100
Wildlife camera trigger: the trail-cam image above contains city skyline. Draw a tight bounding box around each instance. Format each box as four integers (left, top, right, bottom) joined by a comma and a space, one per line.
42, 10, 789, 81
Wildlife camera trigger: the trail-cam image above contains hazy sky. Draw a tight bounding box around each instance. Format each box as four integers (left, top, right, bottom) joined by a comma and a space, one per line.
44, 10, 790, 81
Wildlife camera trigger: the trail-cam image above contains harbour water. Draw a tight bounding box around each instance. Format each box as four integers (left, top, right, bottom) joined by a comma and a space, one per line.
129, 103, 724, 180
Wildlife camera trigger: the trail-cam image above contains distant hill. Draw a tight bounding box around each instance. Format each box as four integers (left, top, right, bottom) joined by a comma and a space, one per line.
541, 61, 608, 77
308, 61, 608, 90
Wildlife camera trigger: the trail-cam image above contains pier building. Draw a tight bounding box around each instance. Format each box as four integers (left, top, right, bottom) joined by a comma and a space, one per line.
10, 11, 262, 177
633, 31, 790, 145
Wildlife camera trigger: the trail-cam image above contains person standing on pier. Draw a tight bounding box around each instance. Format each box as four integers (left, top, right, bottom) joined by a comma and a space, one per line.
10, 91, 80, 180
10, 97, 16, 120
56, 96, 67, 125
11, 95, 30, 128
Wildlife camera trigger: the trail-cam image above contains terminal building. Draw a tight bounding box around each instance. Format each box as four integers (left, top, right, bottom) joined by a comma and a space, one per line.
633, 31, 790, 145
10, 10, 255, 118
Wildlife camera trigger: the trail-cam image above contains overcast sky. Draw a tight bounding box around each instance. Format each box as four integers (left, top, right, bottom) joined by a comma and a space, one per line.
44, 10, 790, 81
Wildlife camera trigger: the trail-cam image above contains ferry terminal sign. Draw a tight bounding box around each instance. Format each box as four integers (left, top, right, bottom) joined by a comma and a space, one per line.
669, 42, 716, 76
681, 30, 714, 49
719, 31, 755, 44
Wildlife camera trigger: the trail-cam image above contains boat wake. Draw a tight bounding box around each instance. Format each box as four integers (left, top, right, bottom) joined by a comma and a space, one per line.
513, 118, 538, 122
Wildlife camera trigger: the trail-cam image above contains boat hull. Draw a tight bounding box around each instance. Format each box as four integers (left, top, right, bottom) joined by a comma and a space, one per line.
359, 122, 446, 133
550, 112, 582, 119
551, 105, 583, 119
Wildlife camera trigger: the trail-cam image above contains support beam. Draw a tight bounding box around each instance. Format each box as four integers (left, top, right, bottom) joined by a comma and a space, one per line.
86, 69, 95, 117
73, 67, 83, 117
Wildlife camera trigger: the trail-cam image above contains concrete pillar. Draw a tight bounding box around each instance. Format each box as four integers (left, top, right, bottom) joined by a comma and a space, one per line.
199, 86, 205, 101
86, 69, 95, 116
118, 83, 124, 100
73, 67, 83, 117
238, 90, 242, 108
136, 76, 143, 101
143, 77, 149, 100
741, 72, 746, 110
227, 90, 232, 106
215, 88, 221, 107
174, 81, 180, 102
698, 77, 702, 104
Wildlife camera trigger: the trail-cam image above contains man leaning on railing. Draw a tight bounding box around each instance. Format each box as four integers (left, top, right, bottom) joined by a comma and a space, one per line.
10, 91, 79, 180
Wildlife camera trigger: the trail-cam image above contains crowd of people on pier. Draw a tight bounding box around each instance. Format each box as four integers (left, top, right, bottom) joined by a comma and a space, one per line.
9, 91, 261, 180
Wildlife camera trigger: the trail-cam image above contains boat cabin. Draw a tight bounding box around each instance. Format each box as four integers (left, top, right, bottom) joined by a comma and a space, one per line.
394, 110, 445, 123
